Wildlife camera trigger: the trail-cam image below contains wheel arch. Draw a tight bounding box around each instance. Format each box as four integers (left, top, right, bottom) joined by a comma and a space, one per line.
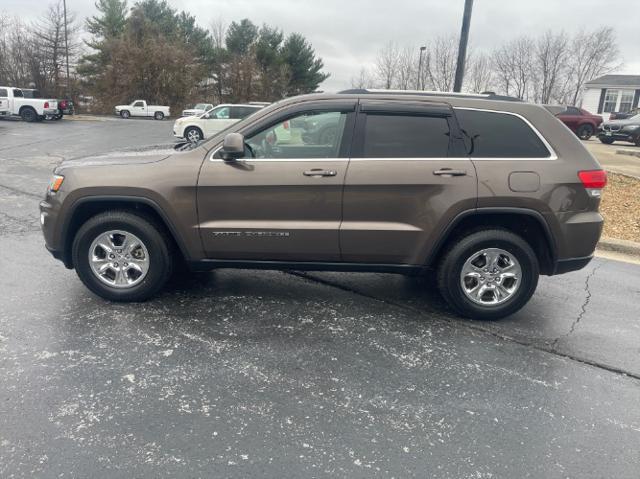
426, 208, 557, 275
60, 196, 191, 268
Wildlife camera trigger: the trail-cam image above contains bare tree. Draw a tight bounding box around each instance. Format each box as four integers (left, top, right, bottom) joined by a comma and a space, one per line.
563, 27, 620, 105
491, 36, 534, 100
425, 35, 459, 91
375, 41, 399, 89
532, 31, 568, 104
465, 52, 493, 93
395, 46, 418, 90
350, 67, 375, 89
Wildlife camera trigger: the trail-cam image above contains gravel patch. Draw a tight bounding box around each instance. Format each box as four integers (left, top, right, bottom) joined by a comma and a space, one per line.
601, 173, 640, 243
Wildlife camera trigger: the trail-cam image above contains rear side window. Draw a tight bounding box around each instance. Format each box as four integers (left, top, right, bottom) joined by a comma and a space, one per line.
230, 106, 259, 119
0, 88, 8, 97
363, 114, 450, 158
13, 89, 24, 98
455, 109, 550, 158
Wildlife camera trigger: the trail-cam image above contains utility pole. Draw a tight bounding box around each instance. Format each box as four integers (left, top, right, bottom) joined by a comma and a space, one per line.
416, 46, 427, 90
453, 0, 473, 92
63, 0, 70, 96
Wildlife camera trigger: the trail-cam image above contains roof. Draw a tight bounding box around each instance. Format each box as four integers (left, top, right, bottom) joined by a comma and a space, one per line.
339, 88, 522, 102
585, 75, 640, 87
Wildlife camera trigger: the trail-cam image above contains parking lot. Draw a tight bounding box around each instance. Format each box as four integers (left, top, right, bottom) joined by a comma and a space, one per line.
1, 117, 640, 477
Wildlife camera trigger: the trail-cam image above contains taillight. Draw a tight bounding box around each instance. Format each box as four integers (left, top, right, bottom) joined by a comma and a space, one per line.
44, 101, 49, 108
578, 170, 607, 197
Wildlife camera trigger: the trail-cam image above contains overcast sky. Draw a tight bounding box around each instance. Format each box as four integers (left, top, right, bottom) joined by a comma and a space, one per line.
3, 0, 639, 91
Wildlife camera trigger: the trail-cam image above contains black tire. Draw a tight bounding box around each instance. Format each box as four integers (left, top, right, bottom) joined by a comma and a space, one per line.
599, 137, 614, 144
634, 135, 640, 147
120, 110, 130, 119
437, 229, 539, 320
576, 124, 594, 140
20, 107, 37, 122
72, 211, 173, 302
184, 126, 203, 142
154, 111, 164, 120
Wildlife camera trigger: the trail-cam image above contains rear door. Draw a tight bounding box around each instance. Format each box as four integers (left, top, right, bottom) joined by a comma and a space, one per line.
197, 99, 356, 261
340, 100, 476, 265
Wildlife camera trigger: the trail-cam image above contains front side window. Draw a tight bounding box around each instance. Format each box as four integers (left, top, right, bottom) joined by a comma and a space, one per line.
619, 90, 635, 113
362, 114, 450, 158
603, 89, 619, 113
566, 107, 582, 115
245, 110, 347, 159
207, 106, 230, 120
455, 109, 550, 158
133, 101, 144, 107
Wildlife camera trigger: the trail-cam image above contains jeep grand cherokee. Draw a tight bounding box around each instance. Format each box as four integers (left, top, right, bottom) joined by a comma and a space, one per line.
40, 90, 606, 320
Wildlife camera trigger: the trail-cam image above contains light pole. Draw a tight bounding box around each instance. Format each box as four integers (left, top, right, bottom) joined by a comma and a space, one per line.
63, 0, 70, 96
417, 46, 426, 90
453, 0, 474, 92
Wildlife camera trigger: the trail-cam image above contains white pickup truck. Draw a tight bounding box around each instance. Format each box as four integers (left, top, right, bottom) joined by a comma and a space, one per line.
0, 86, 59, 122
114, 100, 170, 120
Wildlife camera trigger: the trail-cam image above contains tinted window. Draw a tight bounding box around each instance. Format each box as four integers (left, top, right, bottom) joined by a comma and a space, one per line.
232, 106, 259, 119
363, 114, 450, 158
245, 110, 347, 159
565, 107, 581, 115
133, 101, 144, 107
13, 89, 24, 98
455, 109, 550, 158
207, 106, 230, 119
0, 88, 8, 97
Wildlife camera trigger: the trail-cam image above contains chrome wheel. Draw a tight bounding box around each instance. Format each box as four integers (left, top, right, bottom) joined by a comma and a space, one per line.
186, 128, 202, 142
88, 230, 150, 288
460, 248, 521, 306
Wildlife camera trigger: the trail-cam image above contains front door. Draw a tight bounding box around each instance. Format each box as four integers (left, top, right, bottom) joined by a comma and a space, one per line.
197, 101, 356, 261
132, 101, 145, 117
340, 100, 476, 265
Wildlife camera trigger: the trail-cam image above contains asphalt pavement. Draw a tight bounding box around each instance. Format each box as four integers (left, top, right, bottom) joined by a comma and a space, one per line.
1, 117, 639, 478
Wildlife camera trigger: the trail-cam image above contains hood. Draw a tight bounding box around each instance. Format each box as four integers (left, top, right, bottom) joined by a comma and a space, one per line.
54, 143, 180, 173
604, 117, 640, 127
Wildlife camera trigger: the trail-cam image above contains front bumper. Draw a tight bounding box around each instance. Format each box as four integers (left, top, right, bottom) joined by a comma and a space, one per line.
598, 131, 637, 142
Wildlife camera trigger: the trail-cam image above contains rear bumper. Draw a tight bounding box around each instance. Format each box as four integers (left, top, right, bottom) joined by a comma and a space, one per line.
552, 255, 593, 274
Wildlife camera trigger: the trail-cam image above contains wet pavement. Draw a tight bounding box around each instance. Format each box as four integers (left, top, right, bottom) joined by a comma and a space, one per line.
1, 117, 639, 477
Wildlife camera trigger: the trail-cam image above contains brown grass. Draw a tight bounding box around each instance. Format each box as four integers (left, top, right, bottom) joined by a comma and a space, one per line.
600, 173, 640, 242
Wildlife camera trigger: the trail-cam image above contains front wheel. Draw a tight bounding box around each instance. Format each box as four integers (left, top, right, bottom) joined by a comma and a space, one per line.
72, 211, 173, 302
437, 229, 539, 320
576, 124, 594, 140
120, 110, 130, 119
185, 126, 203, 142
599, 137, 614, 144
154, 111, 164, 120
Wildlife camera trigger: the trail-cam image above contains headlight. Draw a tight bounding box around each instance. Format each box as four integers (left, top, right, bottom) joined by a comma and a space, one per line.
622, 125, 640, 131
48, 174, 64, 193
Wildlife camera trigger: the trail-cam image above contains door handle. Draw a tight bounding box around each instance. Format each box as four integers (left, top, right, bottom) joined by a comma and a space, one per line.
433, 168, 467, 177
303, 169, 337, 177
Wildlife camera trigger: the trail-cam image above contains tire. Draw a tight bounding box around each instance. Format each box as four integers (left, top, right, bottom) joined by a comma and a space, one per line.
154, 111, 164, 120
185, 126, 203, 143
20, 107, 37, 122
120, 110, 130, 119
599, 137, 614, 144
576, 124, 594, 140
437, 229, 539, 320
72, 211, 173, 302
634, 135, 640, 147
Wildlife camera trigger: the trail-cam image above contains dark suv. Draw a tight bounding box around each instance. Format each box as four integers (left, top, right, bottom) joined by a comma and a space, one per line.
40, 90, 606, 319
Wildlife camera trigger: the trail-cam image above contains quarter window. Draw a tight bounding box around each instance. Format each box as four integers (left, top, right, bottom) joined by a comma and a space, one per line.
455, 109, 550, 158
362, 114, 450, 158
245, 111, 347, 159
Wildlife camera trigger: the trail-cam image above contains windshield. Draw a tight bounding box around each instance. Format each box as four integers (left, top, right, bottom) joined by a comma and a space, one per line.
194, 103, 208, 110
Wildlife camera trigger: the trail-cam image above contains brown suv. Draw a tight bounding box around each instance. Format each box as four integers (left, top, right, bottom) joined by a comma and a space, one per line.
40, 90, 606, 319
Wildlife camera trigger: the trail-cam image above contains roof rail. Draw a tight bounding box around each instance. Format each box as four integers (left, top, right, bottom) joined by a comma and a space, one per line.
338, 88, 522, 102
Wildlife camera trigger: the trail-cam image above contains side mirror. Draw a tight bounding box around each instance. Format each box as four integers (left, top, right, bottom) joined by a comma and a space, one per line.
220, 133, 245, 161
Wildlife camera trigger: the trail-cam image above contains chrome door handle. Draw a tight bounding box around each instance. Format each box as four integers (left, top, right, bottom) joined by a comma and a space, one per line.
303, 169, 337, 177
433, 168, 467, 177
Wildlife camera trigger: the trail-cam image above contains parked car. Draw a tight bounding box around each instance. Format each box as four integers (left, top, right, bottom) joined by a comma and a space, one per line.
114, 100, 170, 120
53, 99, 74, 120
21, 88, 42, 99
543, 105, 603, 140
173, 103, 263, 142
609, 107, 640, 121
40, 90, 606, 320
181, 103, 213, 117
0, 86, 58, 122
598, 114, 640, 146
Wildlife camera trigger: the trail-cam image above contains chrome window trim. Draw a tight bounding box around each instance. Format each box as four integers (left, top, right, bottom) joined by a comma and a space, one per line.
453, 107, 558, 160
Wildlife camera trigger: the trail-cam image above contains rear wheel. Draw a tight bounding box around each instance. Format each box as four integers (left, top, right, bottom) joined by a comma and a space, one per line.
437, 229, 539, 320
72, 211, 173, 302
576, 124, 594, 140
154, 111, 164, 120
20, 107, 37, 122
185, 126, 203, 142
599, 137, 614, 144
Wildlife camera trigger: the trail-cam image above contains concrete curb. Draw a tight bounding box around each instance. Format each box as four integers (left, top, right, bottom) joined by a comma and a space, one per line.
597, 236, 640, 256
64, 115, 117, 122
616, 149, 640, 158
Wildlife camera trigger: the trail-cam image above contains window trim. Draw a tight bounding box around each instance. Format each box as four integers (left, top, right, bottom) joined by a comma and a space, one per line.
453, 107, 557, 160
